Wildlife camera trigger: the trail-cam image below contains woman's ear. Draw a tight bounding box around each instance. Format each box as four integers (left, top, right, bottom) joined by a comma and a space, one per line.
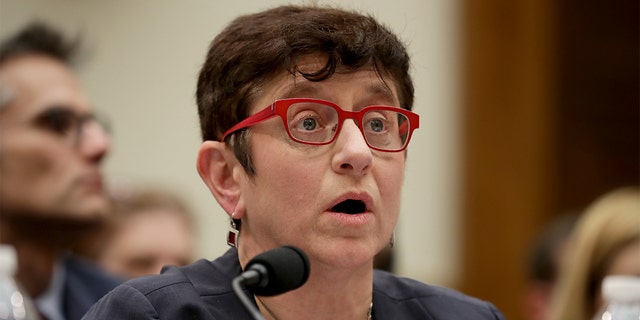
197, 141, 241, 215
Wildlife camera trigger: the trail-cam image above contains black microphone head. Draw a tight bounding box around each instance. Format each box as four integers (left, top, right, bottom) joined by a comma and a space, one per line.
245, 245, 310, 296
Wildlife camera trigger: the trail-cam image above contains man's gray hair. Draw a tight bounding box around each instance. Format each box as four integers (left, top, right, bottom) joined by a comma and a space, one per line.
0, 80, 13, 111
0, 21, 83, 112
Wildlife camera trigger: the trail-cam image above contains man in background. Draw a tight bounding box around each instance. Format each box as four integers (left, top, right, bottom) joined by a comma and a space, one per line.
0, 22, 121, 320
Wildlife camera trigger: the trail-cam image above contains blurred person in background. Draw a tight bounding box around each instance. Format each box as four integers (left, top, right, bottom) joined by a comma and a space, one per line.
522, 213, 579, 320
76, 186, 195, 279
549, 186, 640, 320
0, 22, 121, 320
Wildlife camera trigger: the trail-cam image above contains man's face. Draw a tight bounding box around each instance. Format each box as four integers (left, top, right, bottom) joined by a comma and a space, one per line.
0, 55, 111, 222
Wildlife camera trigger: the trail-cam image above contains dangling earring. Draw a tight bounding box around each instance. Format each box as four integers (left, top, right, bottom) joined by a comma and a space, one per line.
389, 231, 395, 248
227, 213, 239, 247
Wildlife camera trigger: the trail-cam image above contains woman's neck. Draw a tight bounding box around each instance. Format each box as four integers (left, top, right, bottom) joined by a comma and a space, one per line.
255, 262, 374, 320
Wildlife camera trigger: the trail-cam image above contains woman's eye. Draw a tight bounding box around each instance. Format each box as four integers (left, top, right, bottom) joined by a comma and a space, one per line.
366, 118, 390, 133
368, 119, 385, 132
301, 117, 318, 131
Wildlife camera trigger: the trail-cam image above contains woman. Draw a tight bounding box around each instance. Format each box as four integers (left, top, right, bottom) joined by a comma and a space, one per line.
83, 5, 504, 319
549, 187, 640, 320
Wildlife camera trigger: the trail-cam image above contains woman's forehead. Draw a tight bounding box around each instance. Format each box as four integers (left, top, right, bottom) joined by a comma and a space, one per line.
257, 67, 399, 105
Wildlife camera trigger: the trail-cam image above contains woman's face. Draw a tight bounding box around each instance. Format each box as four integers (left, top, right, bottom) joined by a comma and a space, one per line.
235, 60, 407, 270
606, 239, 640, 277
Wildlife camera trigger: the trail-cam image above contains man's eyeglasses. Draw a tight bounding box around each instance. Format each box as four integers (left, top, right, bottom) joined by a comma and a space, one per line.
34, 106, 111, 147
220, 98, 419, 152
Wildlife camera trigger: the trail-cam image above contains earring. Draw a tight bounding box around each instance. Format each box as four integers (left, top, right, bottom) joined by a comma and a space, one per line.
226, 213, 239, 247
389, 231, 395, 248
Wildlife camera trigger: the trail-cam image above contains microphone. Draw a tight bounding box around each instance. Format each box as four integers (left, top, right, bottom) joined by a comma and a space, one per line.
232, 246, 310, 320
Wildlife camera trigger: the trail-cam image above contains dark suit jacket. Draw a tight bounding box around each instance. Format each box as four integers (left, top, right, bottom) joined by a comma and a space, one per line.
62, 255, 122, 320
83, 248, 504, 319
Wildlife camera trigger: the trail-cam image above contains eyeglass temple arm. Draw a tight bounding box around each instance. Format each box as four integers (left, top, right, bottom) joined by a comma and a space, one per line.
219, 105, 277, 142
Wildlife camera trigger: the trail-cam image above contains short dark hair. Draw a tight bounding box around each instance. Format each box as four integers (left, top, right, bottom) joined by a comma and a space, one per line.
0, 21, 81, 66
0, 22, 83, 109
196, 5, 414, 174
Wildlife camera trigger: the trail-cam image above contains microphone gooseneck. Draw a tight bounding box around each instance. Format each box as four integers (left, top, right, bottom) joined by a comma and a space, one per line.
232, 246, 310, 320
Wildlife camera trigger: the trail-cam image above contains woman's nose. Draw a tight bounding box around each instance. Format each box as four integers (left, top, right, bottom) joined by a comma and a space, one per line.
331, 120, 373, 176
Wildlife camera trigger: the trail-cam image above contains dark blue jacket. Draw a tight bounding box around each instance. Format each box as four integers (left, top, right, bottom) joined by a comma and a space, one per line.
82, 248, 504, 319
63, 255, 122, 320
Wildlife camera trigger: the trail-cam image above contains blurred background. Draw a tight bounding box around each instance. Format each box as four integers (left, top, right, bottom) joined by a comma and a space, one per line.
1, 1, 637, 319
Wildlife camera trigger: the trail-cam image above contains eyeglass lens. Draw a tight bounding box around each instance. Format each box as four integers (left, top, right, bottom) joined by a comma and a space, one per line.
35, 106, 110, 146
285, 102, 410, 151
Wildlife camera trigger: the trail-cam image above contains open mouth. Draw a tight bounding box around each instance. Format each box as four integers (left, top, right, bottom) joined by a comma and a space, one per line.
331, 199, 367, 215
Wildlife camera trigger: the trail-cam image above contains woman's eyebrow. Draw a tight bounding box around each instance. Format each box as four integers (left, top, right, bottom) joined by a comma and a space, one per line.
279, 82, 320, 99
279, 81, 397, 103
357, 83, 398, 106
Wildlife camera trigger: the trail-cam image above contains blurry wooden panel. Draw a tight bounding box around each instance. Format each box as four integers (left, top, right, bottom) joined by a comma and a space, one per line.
459, 0, 557, 318
554, 0, 639, 211
459, 0, 639, 319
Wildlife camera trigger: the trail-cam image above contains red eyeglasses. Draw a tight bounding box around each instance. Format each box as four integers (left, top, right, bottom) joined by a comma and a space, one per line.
220, 98, 419, 152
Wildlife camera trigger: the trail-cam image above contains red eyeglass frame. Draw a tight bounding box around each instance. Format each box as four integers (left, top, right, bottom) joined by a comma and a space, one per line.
219, 97, 419, 152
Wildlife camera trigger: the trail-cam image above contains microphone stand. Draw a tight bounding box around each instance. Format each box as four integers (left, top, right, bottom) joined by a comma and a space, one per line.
232, 275, 266, 320
231, 246, 309, 319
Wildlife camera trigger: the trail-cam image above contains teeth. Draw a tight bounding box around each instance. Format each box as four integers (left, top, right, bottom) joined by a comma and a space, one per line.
332, 199, 366, 214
